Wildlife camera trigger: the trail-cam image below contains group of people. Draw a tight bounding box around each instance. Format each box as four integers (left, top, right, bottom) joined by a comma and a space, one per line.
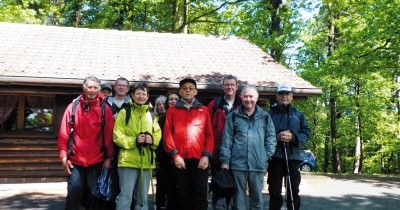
58, 74, 311, 210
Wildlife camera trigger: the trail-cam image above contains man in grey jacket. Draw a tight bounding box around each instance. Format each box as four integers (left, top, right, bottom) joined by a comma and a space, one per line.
220, 85, 276, 210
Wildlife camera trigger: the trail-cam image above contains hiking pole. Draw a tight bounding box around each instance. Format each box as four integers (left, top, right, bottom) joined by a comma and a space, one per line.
283, 142, 295, 210
148, 145, 156, 210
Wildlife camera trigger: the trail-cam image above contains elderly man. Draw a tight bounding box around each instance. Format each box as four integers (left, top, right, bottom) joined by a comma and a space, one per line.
58, 75, 114, 210
267, 83, 311, 210
220, 85, 276, 210
163, 77, 214, 210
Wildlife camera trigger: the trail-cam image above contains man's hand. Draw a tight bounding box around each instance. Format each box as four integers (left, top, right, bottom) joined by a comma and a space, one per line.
278, 130, 292, 143
103, 158, 112, 169
61, 157, 73, 175
198, 156, 209, 170
174, 155, 186, 170
221, 163, 229, 170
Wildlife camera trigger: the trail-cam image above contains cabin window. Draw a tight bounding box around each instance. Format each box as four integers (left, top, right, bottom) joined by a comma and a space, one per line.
0, 95, 55, 132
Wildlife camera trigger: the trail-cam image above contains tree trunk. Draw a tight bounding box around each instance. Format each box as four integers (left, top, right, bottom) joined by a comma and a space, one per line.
330, 93, 341, 173
327, 2, 340, 173
74, 0, 83, 27
171, 0, 178, 32
324, 136, 330, 172
269, 0, 283, 62
353, 78, 363, 174
53, 0, 61, 25
183, 0, 188, 33
396, 75, 400, 174
142, 3, 148, 30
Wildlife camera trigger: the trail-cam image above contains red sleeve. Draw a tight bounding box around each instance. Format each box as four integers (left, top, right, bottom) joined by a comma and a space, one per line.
203, 106, 214, 156
103, 105, 115, 158
163, 107, 178, 158
57, 103, 73, 160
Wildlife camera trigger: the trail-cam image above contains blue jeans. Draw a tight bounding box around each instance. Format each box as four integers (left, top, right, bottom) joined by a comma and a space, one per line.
231, 170, 264, 210
116, 167, 151, 210
65, 162, 105, 210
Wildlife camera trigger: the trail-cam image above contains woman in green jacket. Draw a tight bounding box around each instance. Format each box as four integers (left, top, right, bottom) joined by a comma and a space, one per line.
113, 83, 161, 210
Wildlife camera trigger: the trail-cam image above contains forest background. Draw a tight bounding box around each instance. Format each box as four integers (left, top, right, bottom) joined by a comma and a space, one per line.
1, 0, 399, 175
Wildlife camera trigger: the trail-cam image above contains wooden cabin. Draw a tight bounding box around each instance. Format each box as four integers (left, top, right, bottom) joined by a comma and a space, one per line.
0, 22, 321, 182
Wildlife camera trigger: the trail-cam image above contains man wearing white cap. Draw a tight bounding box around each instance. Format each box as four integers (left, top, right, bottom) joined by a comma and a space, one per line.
267, 83, 311, 210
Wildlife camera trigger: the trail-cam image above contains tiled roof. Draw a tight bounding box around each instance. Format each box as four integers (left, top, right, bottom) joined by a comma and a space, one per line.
0, 22, 321, 96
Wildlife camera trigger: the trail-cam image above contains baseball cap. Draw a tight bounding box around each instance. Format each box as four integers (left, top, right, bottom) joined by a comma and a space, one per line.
179, 77, 197, 89
277, 83, 292, 93
101, 83, 113, 92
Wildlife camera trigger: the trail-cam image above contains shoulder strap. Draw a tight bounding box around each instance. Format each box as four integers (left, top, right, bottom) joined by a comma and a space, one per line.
213, 96, 221, 114
67, 97, 80, 159
124, 104, 131, 125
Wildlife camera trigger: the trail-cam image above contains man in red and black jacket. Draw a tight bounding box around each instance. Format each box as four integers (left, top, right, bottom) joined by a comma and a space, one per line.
163, 77, 214, 210
208, 74, 241, 210
58, 76, 114, 210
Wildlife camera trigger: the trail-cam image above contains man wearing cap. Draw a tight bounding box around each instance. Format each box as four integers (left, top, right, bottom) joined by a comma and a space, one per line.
267, 83, 311, 210
101, 83, 113, 97
163, 77, 214, 210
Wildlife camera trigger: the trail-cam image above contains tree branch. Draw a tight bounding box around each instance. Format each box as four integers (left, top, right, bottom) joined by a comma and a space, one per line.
356, 38, 392, 59
177, 0, 247, 31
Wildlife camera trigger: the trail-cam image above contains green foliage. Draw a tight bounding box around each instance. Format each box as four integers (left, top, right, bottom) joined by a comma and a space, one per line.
2, 0, 400, 174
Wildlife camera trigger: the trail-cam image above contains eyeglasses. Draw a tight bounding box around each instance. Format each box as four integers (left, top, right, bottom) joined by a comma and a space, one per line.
181, 86, 196, 91
223, 84, 237, 87
115, 84, 128, 87
277, 92, 292, 96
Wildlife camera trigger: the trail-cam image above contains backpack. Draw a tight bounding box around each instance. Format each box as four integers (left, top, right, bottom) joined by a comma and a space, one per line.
67, 97, 107, 159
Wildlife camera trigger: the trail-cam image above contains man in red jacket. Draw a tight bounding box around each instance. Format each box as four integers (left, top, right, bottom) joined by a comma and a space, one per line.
58, 75, 114, 210
163, 77, 214, 210
208, 74, 241, 210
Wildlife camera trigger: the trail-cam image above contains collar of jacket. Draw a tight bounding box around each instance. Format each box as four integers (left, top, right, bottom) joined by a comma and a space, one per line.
237, 105, 264, 119
78, 93, 105, 107
106, 95, 130, 105
271, 103, 292, 113
175, 98, 202, 109
216, 94, 242, 109
129, 100, 152, 113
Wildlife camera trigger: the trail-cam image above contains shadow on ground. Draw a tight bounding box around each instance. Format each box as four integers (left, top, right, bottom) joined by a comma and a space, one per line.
299, 193, 400, 210
1, 184, 399, 210
0, 192, 64, 210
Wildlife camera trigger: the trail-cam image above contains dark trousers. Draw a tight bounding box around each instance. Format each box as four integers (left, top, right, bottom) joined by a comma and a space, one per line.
65, 162, 108, 210
156, 162, 178, 210
268, 157, 301, 210
175, 158, 209, 210
211, 164, 233, 210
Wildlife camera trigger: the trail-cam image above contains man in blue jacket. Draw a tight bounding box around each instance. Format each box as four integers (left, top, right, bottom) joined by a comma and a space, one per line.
220, 85, 276, 210
267, 83, 311, 210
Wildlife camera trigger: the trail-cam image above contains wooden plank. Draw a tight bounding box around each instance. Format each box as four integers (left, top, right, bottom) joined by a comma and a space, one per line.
0, 170, 65, 178
0, 145, 57, 151
0, 150, 58, 158
0, 163, 61, 171
0, 157, 59, 164
0, 139, 57, 145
